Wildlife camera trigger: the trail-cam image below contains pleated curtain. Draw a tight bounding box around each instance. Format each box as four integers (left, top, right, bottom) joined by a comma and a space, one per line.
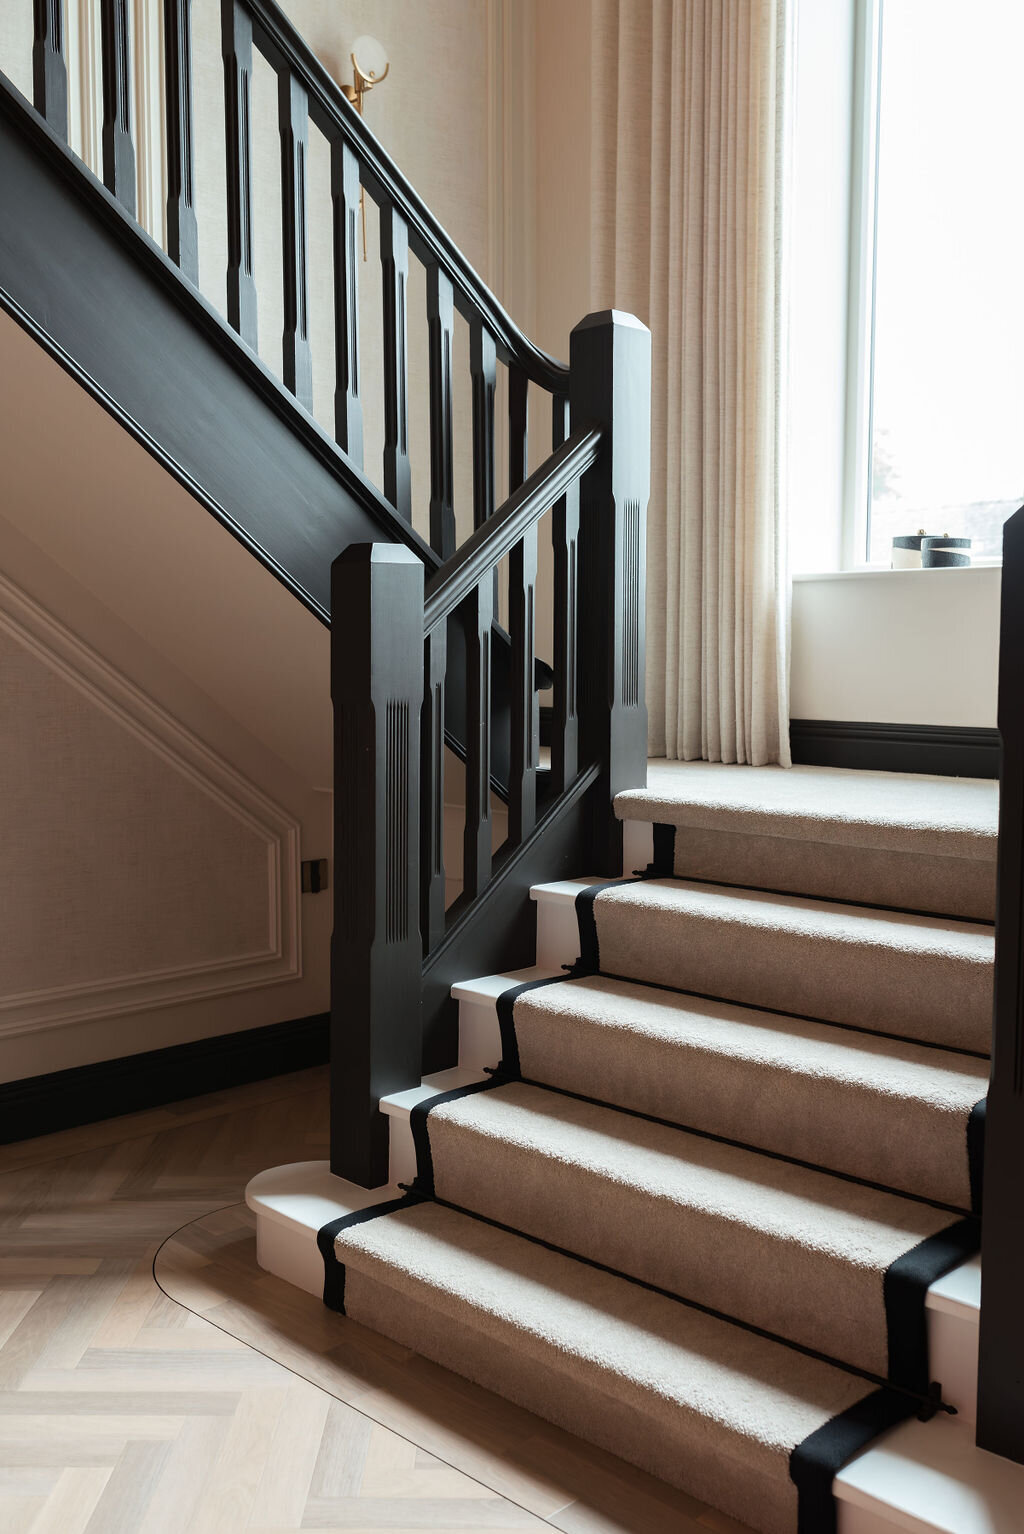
589, 0, 791, 765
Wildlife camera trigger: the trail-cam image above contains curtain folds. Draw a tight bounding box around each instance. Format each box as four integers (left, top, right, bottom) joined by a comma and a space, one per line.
589, 0, 791, 766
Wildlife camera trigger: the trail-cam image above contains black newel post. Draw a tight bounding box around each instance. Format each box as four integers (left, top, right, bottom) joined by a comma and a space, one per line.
570, 311, 651, 874
331, 544, 424, 1188
977, 504, 1024, 1461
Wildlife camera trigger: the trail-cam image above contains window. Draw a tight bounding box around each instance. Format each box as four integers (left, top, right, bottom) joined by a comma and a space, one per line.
854, 0, 1024, 565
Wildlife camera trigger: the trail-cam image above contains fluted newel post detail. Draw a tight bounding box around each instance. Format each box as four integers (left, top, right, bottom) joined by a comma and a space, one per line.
331, 544, 424, 1188
164, 0, 198, 284
977, 504, 1024, 1463
331, 139, 362, 463
100, 0, 136, 213
33, 0, 68, 140
279, 70, 313, 410
381, 205, 412, 520
427, 266, 456, 558
222, 0, 257, 347
551, 394, 579, 795
570, 311, 650, 874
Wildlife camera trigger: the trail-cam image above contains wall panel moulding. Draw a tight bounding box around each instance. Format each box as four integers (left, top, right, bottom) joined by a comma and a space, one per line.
0, 571, 301, 1039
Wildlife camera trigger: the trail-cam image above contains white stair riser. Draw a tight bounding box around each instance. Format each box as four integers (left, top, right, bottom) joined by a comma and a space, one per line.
622, 816, 654, 876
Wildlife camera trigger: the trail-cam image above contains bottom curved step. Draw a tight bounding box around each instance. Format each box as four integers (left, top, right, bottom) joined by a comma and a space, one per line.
323, 1188, 915, 1534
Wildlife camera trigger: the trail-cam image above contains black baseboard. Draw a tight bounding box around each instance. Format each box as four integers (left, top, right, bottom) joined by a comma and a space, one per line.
0, 1012, 329, 1146
790, 720, 1000, 778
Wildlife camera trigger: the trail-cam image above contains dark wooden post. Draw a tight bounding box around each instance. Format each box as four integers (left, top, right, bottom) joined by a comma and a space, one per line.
331, 139, 362, 463
279, 69, 313, 411
100, 0, 136, 214
32, 0, 68, 140
977, 503, 1024, 1462
164, 0, 199, 284
570, 311, 651, 874
222, 0, 258, 347
331, 544, 424, 1188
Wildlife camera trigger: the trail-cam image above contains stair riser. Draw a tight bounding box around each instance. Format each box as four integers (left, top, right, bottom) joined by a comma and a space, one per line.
659, 824, 997, 921
426, 1107, 920, 1379
448, 978, 982, 1422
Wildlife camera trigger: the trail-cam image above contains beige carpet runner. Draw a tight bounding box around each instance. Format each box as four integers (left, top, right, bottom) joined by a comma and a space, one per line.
319, 765, 996, 1534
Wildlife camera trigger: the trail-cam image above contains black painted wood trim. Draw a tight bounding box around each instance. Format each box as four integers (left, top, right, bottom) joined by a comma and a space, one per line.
100, 0, 136, 214
32, 0, 67, 141
424, 425, 602, 635
0, 69, 439, 619
244, 0, 567, 392
0, 1013, 329, 1146
164, 0, 199, 284
790, 720, 1000, 778
421, 762, 601, 1074
978, 503, 1024, 1461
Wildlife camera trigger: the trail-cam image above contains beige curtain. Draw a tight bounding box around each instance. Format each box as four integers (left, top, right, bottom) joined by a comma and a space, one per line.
589, 0, 791, 766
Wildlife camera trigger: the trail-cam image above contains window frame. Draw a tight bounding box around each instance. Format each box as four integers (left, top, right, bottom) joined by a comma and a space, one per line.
841, 0, 883, 570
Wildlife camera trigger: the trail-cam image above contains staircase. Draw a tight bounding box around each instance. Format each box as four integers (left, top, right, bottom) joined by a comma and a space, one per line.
4, 0, 1024, 1526
248, 760, 1014, 1534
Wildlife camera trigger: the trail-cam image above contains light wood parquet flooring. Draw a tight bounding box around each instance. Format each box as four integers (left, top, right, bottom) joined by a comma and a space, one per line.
0, 1067, 751, 1534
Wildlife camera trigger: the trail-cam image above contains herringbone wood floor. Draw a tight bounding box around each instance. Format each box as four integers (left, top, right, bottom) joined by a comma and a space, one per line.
0, 1067, 751, 1533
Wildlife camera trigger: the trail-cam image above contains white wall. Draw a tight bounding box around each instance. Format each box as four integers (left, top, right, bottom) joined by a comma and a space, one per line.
791, 568, 1000, 726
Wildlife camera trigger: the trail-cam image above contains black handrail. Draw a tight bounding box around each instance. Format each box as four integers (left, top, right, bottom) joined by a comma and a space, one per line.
424, 424, 603, 635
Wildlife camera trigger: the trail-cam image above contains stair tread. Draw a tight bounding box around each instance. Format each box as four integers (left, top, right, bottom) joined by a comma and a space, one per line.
583, 878, 994, 1054
615, 760, 998, 861
334, 1194, 877, 1520
422, 1079, 966, 1377
492, 970, 985, 1208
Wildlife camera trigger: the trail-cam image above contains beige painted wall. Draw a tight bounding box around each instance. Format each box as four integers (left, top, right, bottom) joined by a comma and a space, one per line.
0, 311, 332, 1082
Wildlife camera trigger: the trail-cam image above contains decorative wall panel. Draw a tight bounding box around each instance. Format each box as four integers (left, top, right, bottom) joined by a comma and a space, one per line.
0, 573, 300, 1037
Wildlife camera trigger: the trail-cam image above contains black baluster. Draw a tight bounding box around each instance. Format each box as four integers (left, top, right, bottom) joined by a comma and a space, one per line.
508, 366, 529, 497
463, 580, 493, 900
509, 526, 537, 845
279, 69, 313, 410
331, 139, 363, 463
421, 622, 447, 954
380, 204, 412, 519
427, 265, 456, 559
551, 394, 579, 793
470, 317, 496, 531
164, 0, 198, 284
222, 0, 257, 347
32, 0, 68, 140
100, 0, 136, 214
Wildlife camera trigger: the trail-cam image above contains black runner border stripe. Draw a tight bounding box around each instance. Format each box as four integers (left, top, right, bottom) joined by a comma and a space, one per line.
883, 1217, 980, 1391
791, 1387, 919, 1534
316, 1191, 424, 1313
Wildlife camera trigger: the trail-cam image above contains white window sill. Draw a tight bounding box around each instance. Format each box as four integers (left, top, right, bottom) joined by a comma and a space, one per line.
793, 563, 1002, 582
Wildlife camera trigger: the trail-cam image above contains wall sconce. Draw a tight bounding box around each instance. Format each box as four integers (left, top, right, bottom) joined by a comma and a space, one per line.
341, 35, 390, 116
340, 36, 390, 261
